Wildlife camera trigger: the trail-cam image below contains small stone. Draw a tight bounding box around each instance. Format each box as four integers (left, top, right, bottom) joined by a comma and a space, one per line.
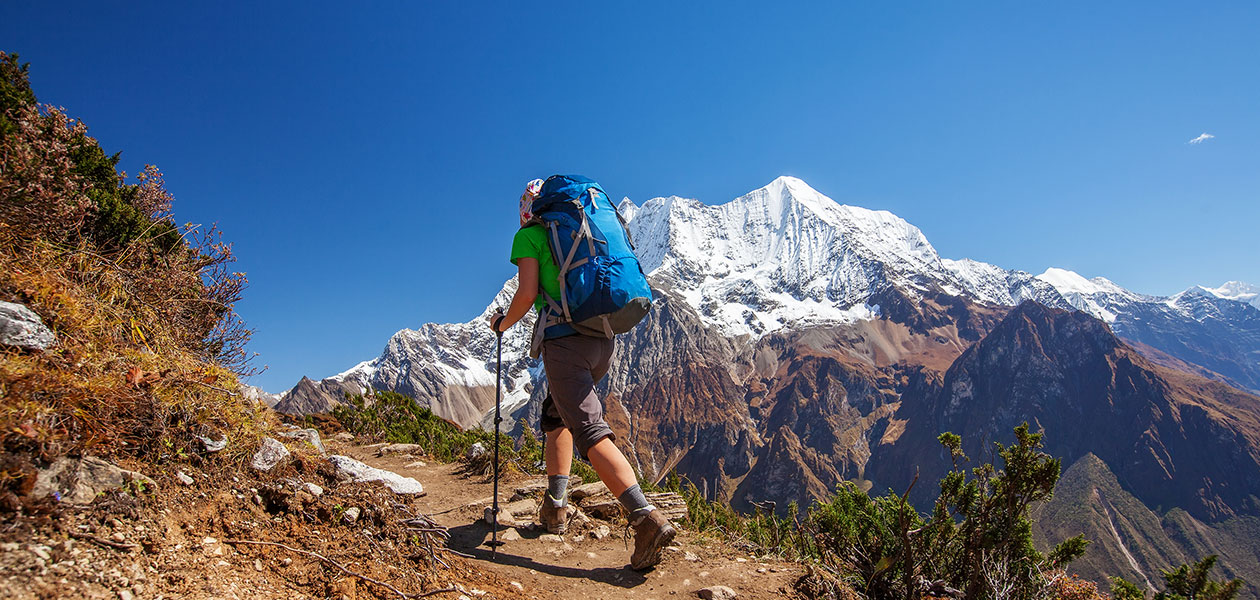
699, 571, 710, 578
684, 551, 700, 561
697, 586, 737, 600
202, 537, 218, 545
279, 428, 326, 454
333, 432, 355, 442
539, 534, 563, 543
466, 443, 487, 461
343, 507, 361, 523
483, 506, 519, 527
251, 438, 290, 472
735, 557, 747, 563
111, 532, 126, 543
301, 482, 323, 496
509, 581, 524, 592
377, 443, 424, 456
568, 481, 610, 501
500, 528, 522, 542
469, 590, 487, 597
756, 568, 767, 574
254, 559, 263, 572
590, 524, 611, 540
29, 545, 52, 561
586, 552, 597, 559
282, 558, 292, 566
458, 596, 472, 600
215, 560, 229, 567
176, 471, 194, 486
195, 435, 227, 453
118, 591, 134, 600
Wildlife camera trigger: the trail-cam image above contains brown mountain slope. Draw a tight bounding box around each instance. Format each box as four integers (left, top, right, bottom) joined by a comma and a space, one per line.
870, 300, 1260, 523
1034, 452, 1260, 598
595, 284, 1005, 513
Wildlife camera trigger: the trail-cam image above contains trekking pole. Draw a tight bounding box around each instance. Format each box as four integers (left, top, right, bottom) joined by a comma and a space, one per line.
486, 315, 506, 558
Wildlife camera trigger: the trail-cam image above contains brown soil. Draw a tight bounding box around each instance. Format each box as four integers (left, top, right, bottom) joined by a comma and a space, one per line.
0, 437, 807, 599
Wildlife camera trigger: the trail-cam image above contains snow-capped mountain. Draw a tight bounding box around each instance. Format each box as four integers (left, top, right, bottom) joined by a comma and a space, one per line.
1193, 281, 1260, 310
624, 177, 945, 338
272, 175, 1260, 593
278, 176, 1260, 421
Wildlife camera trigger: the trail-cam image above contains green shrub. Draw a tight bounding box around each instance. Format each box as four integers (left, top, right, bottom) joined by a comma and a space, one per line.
332, 391, 604, 483
1112, 555, 1244, 600
662, 424, 1090, 600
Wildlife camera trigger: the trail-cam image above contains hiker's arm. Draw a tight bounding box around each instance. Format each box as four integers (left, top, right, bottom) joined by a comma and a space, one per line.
491, 257, 539, 332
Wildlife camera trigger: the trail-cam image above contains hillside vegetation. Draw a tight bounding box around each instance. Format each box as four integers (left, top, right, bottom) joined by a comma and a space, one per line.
0, 51, 269, 502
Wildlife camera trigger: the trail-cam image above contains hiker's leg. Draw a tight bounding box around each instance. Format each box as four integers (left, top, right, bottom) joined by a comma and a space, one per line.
541, 336, 617, 461
545, 427, 573, 477
586, 436, 637, 497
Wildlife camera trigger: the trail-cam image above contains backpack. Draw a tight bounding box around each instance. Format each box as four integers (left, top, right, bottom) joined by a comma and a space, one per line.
526, 174, 652, 356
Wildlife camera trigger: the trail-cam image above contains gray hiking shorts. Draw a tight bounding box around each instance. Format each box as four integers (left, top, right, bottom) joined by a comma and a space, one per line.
539, 334, 616, 457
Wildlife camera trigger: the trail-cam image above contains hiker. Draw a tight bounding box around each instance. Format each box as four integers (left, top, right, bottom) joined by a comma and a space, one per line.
488, 175, 674, 571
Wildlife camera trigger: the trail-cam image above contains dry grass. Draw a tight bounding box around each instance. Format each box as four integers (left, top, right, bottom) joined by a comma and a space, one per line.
0, 232, 274, 503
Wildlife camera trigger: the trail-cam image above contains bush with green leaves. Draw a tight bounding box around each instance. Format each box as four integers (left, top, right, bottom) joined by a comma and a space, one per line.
1112, 555, 1244, 600
2, 51, 181, 253
803, 424, 1088, 599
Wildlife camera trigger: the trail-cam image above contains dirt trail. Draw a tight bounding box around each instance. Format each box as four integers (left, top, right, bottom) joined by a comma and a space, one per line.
337, 441, 804, 600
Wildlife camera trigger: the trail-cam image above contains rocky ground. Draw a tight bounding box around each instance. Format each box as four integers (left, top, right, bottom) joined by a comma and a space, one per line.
0, 430, 810, 600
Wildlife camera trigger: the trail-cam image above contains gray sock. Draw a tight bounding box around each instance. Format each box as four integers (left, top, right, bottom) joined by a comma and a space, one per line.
547, 475, 569, 507
617, 484, 656, 524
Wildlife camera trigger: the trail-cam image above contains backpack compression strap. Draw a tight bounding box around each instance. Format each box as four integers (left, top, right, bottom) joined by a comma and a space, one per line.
545, 213, 606, 323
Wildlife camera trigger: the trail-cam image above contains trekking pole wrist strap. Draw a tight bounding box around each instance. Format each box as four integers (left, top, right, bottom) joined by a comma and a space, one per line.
493, 314, 506, 332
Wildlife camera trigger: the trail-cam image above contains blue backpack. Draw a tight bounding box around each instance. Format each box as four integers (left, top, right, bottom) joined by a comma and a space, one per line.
526, 175, 652, 354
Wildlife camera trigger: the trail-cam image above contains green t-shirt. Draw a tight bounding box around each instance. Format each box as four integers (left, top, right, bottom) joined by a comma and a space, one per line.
510, 224, 562, 312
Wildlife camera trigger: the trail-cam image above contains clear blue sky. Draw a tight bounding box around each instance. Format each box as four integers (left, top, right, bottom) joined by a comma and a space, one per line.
4, 1, 1257, 392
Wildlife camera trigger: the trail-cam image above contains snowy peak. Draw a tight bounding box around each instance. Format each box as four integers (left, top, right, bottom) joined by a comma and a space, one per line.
1031, 268, 1143, 323
621, 177, 948, 338
736, 176, 835, 225
1192, 281, 1260, 310
1036, 268, 1131, 298
617, 197, 638, 222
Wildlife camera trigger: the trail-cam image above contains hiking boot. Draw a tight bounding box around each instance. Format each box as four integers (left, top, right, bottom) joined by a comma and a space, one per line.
538, 497, 569, 534
630, 509, 676, 571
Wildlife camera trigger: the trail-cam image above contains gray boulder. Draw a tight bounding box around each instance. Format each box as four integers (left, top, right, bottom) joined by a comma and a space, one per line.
33, 457, 156, 504
279, 428, 325, 454
0, 302, 55, 350
698, 586, 738, 600
251, 437, 290, 472
328, 455, 424, 494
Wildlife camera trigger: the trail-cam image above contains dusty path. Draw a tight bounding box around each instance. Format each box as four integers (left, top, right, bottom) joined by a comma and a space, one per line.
336, 442, 805, 600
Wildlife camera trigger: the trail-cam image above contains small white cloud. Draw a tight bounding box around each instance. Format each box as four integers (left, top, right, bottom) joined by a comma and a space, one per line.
1188, 132, 1215, 144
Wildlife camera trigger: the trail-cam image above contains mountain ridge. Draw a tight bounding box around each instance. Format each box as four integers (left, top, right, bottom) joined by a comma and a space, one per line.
276, 176, 1259, 412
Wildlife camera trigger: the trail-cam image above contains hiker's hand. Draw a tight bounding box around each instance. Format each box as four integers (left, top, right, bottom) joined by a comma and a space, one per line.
488, 310, 506, 332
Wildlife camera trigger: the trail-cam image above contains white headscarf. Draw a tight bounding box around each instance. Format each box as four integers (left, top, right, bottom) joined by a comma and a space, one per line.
519, 178, 544, 223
